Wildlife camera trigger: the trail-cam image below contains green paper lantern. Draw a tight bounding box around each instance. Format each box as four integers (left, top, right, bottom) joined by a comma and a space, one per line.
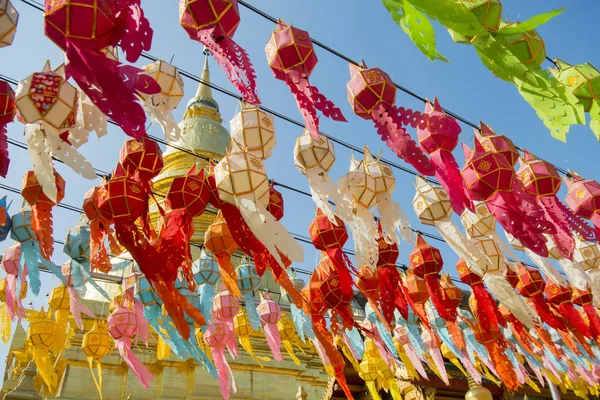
499, 21, 546, 66
551, 60, 600, 112
462, 0, 502, 31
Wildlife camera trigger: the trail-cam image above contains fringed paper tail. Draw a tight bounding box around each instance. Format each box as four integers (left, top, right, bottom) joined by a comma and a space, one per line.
308, 84, 346, 122
306, 170, 337, 223
31, 205, 53, 261
31, 345, 58, 392
558, 303, 591, 338
583, 303, 600, 339
530, 295, 566, 332
143, 94, 181, 141
199, 284, 216, 322
403, 343, 428, 379
376, 192, 412, 244
244, 291, 261, 331
132, 299, 149, 344
424, 275, 456, 322
87, 358, 104, 400
0, 124, 9, 177
214, 253, 240, 297
483, 273, 537, 328
430, 151, 473, 215
67, 286, 94, 331
211, 346, 237, 400
287, 76, 319, 138
430, 347, 450, 385
24, 124, 56, 202
116, 338, 153, 388
263, 323, 283, 361
0, 303, 11, 343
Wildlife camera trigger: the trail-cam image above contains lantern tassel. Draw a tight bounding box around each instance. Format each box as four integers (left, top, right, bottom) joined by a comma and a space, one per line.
67, 286, 94, 331
345, 327, 365, 359
24, 124, 56, 203
376, 192, 413, 244
188, 325, 217, 377
65, 43, 160, 139
211, 345, 237, 400
214, 252, 240, 297
487, 342, 518, 390
403, 343, 428, 379
371, 104, 435, 176
199, 283, 216, 322
238, 332, 270, 367
307, 84, 346, 122
44, 132, 96, 180
0, 303, 10, 344
430, 346, 450, 385
262, 322, 283, 361
424, 276, 456, 322
365, 380, 382, 400
201, 32, 259, 105
115, 338, 153, 388
4, 274, 17, 321
305, 169, 338, 223
132, 299, 149, 344
471, 283, 500, 335
291, 302, 313, 342
530, 294, 566, 331
244, 291, 261, 331
483, 273, 537, 328
143, 94, 181, 142
583, 303, 600, 339
31, 204, 54, 261
87, 358, 103, 400
378, 264, 408, 322
548, 195, 597, 242
558, 302, 592, 338
20, 241, 41, 295
89, 218, 112, 273
282, 339, 301, 366
31, 344, 58, 392
430, 150, 473, 215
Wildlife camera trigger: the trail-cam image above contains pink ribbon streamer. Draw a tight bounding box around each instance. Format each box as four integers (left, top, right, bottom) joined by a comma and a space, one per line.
262, 322, 283, 361
459, 350, 482, 384
210, 346, 237, 400
404, 343, 428, 379
132, 298, 149, 345
67, 286, 94, 331
430, 347, 449, 385
115, 338, 153, 388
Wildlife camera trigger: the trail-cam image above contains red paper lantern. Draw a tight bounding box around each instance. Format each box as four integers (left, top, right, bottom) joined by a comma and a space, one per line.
266, 20, 345, 138
462, 138, 552, 256
21, 170, 65, 260
504, 265, 519, 288
476, 123, 519, 168
44, 0, 158, 139
564, 172, 600, 238
417, 99, 472, 215
356, 265, 379, 301
545, 281, 591, 338
376, 232, 410, 322
266, 185, 284, 221
0, 80, 15, 177
97, 163, 147, 225
409, 234, 456, 321
166, 166, 210, 217
180, 0, 258, 105
441, 274, 462, 310
515, 263, 565, 331
346, 62, 434, 176
572, 287, 600, 339
518, 151, 596, 259
119, 137, 164, 181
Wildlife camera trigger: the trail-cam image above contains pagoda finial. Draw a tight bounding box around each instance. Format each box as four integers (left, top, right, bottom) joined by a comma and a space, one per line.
196, 48, 214, 101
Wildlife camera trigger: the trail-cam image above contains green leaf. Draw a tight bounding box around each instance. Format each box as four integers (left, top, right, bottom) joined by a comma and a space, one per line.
497, 9, 565, 34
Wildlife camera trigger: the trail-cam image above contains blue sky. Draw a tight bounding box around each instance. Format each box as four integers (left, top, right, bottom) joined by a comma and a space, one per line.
1, 0, 599, 378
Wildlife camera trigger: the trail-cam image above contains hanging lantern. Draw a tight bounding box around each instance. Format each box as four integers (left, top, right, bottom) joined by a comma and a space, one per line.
236, 261, 261, 331
393, 323, 428, 380
0, 196, 10, 241
515, 263, 566, 332
409, 234, 456, 321
421, 328, 450, 385
15, 63, 95, 189
1, 243, 24, 322
176, 276, 201, 326
229, 103, 275, 160
417, 98, 472, 215
266, 185, 284, 221
21, 170, 65, 260
258, 292, 283, 361
82, 320, 111, 400
140, 60, 184, 141
97, 163, 147, 225
375, 229, 410, 322
214, 130, 302, 270
48, 285, 71, 356
27, 308, 58, 392
358, 354, 382, 400
294, 129, 337, 221
462, 138, 552, 256
448, 0, 502, 42
498, 21, 546, 67
193, 249, 221, 320
266, 20, 345, 138
517, 150, 596, 259
212, 285, 240, 358
44, 0, 158, 139
0, 81, 15, 177
564, 172, 600, 237
234, 308, 269, 367
572, 287, 600, 339
476, 123, 519, 168
0, 0, 18, 48
545, 281, 591, 338
204, 318, 237, 399
107, 304, 153, 388
283, 273, 313, 343
204, 212, 240, 296
461, 202, 497, 239
180, 0, 258, 105
119, 137, 164, 182
346, 62, 434, 176
83, 185, 120, 273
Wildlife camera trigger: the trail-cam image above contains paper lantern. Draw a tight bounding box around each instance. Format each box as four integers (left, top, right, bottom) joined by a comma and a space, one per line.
266, 185, 284, 221
462, 138, 551, 256
545, 281, 591, 338
572, 287, 600, 339
564, 172, 600, 236
108, 305, 153, 387
180, 0, 258, 105
417, 99, 471, 215
2, 242, 19, 276
230, 104, 275, 159
476, 123, 519, 168
119, 137, 163, 181
82, 320, 111, 399
315, 255, 354, 312
140, 60, 185, 141
376, 231, 410, 323
21, 169, 65, 261
515, 264, 565, 331
356, 265, 380, 301
63, 223, 90, 263
448, 0, 501, 43
294, 130, 337, 220
413, 179, 453, 228
48, 285, 72, 356
461, 202, 497, 239
346, 62, 434, 176
213, 285, 240, 358
551, 60, 600, 121
44, 0, 158, 139
83, 186, 118, 273
204, 318, 237, 399
410, 235, 455, 321
405, 271, 429, 305
573, 239, 600, 270
258, 292, 283, 361
266, 20, 345, 138
499, 21, 545, 66
358, 356, 381, 400
0, 0, 18, 48
134, 276, 162, 307
0, 81, 15, 177
204, 213, 240, 296
97, 163, 147, 225
27, 308, 58, 391
193, 249, 221, 286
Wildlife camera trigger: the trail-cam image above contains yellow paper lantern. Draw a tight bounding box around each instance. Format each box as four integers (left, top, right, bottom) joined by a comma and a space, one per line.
412, 177, 452, 226
230, 104, 276, 160
82, 320, 111, 400
27, 308, 58, 392
48, 285, 71, 355
0, 0, 18, 48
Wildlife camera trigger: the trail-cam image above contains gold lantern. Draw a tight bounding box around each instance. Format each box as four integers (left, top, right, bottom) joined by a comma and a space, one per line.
82, 320, 111, 399
277, 312, 301, 365
27, 308, 58, 392
230, 104, 276, 160
48, 285, 71, 355
0, 0, 18, 48
234, 309, 269, 366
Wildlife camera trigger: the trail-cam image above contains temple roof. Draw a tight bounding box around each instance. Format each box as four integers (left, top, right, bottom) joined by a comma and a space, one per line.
164, 52, 231, 158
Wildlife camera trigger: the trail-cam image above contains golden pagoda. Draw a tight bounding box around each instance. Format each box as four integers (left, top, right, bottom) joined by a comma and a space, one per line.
149, 52, 231, 251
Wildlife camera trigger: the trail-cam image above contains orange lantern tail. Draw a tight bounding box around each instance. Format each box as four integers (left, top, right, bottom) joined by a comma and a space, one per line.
214, 253, 240, 298
486, 341, 518, 391
31, 204, 53, 260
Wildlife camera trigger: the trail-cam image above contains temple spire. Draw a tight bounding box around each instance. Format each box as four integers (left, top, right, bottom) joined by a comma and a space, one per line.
183, 48, 221, 122
196, 48, 214, 101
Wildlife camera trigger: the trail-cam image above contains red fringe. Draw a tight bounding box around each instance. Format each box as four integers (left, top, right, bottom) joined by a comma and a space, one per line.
424, 275, 457, 322
215, 253, 241, 298
584, 303, 600, 339
31, 204, 53, 261
378, 264, 409, 323
558, 303, 591, 338
531, 294, 567, 331
472, 283, 500, 336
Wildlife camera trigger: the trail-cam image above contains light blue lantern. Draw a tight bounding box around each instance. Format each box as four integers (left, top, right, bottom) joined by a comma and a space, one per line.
64, 222, 91, 262
237, 260, 261, 330
11, 209, 64, 295
135, 276, 163, 307
0, 197, 12, 242
193, 249, 221, 321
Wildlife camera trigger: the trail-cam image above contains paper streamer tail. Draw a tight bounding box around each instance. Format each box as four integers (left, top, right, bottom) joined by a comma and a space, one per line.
211, 346, 237, 400
365, 380, 382, 400
552, 195, 597, 241
288, 76, 319, 138
539, 196, 576, 259
472, 283, 500, 335
431, 151, 473, 215
430, 347, 450, 385
487, 342, 518, 391
583, 303, 600, 339
306, 171, 337, 223
67, 286, 94, 331
0, 303, 11, 343
143, 95, 181, 141
531, 295, 566, 332
345, 327, 365, 358
404, 343, 428, 379
31, 345, 58, 392
4, 275, 16, 321
263, 323, 283, 361
558, 303, 591, 338
199, 284, 216, 322
460, 350, 482, 384
213, 253, 240, 297
65, 44, 160, 139
31, 205, 53, 261
116, 339, 153, 388
20, 241, 41, 295
376, 192, 413, 244
239, 334, 269, 367
115, 0, 152, 62
88, 358, 104, 400
483, 273, 537, 328
133, 299, 149, 344
307, 84, 347, 122
0, 123, 9, 178
188, 326, 217, 378
24, 124, 56, 202
282, 340, 301, 366
424, 275, 456, 322
203, 33, 259, 105
244, 292, 261, 331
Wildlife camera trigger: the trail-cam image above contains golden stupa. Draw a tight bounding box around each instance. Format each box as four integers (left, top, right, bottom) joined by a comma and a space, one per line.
149, 53, 231, 249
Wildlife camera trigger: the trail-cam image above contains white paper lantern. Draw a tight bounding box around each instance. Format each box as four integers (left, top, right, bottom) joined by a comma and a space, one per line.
230, 104, 275, 159
412, 177, 452, 226
0, 0, 18, 48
